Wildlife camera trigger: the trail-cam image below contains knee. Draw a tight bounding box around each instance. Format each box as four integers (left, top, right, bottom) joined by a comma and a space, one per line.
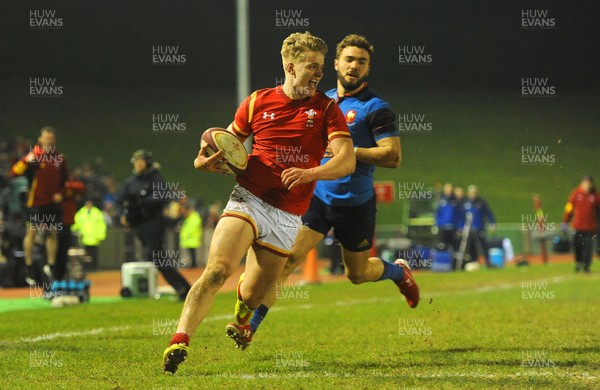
203, 262, 234, 290
345, 269, 368, 285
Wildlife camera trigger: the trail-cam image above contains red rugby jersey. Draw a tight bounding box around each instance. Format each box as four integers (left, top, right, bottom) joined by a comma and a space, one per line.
11, 144, 68, 208
231, 86, 350, 215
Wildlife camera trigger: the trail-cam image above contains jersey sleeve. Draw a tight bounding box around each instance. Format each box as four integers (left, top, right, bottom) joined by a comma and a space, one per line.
11, 157, 29, 177
562, 190, 576, 222
324, 99, 351, 142
367, 106, 398, 141
231, 91, 258, 140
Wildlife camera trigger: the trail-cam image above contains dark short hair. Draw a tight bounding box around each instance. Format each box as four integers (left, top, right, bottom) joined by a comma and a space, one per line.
336, 34, 374, 60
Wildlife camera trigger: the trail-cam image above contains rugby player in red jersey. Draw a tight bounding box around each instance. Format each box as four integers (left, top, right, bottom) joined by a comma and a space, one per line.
163, 31, 355, 374
247, 34, 420, 340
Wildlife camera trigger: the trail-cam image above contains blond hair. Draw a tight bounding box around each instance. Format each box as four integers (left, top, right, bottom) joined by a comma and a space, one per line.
335, 34, 374, 60
281, 31, 327, 64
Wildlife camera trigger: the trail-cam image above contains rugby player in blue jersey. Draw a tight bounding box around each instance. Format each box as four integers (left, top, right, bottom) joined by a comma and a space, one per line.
236, 34, 420, 346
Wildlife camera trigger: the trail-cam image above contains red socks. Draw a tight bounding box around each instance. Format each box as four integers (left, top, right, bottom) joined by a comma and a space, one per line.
169, 333, 190, 346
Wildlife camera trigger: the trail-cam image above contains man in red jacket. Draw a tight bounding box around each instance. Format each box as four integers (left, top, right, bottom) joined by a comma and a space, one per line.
11, 127, 68, 281
562, 175, 600, 273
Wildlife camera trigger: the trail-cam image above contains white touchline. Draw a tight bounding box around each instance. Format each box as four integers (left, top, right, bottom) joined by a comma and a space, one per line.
215, 370, 598, 381
2, 274, 582, 345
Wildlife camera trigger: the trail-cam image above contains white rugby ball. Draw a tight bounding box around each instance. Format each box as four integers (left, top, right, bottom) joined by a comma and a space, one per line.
200, 127, 248, 176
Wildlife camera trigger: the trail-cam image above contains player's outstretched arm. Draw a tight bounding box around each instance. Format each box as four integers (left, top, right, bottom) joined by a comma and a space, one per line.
355, 136, 401, 168
281, 137, 355, 190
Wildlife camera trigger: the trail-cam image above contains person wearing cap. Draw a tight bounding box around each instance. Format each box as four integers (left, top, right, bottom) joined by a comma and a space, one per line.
116, 149, 191, 299
562, 175, 600, 273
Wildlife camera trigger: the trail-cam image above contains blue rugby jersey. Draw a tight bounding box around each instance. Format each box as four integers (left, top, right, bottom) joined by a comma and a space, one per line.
313, 84, 398, 206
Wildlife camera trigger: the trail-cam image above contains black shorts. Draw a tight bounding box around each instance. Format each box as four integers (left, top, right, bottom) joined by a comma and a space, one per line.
302, 195, 376, 252
27, 203, 63, 227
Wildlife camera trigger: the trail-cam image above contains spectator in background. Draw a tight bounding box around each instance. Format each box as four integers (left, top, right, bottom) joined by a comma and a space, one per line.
205, 201, 221, 229
79, 162, 105, 202
179, 203, 202, 268
461, 185, 496, 267
10, 127, 67, 282
116, 149, 190, 300
562, 175, 600, 273
72, 199, 107, 270
532, 194, 550, 264
56, 175, 86, 279
435, 183, 458, 252
102, 200, 117, 226
102, 175, 118, 206
0, 176, 29, 272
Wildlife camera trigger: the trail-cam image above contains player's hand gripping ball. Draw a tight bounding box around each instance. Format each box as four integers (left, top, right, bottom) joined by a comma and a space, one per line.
200, 127, 248, 176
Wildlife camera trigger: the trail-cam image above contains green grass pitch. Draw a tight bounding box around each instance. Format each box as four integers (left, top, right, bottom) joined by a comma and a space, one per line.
1, 261, 599, 389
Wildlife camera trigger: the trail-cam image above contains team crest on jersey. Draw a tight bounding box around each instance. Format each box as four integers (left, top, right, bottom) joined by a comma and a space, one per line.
304, 108, 317, 127
346, 109, 356, 124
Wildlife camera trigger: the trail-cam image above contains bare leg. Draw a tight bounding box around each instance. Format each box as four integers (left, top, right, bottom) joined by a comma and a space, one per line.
261, 227, 324, 308
341, 248, 385, 284
45, 231, 58, 266
23, 225, 36, 266
241, 246, 288, 309
175, 217, 254, 338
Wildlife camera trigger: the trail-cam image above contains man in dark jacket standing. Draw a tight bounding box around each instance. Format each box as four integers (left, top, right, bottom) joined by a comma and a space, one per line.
436, 183, 459, 252
117, 150, 190, 300
460, 185, 496, 267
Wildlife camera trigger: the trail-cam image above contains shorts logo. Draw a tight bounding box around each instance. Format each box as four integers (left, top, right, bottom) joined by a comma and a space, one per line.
304, 108, 317, 127
346, 110, 356, 124
263, 112, 276, 120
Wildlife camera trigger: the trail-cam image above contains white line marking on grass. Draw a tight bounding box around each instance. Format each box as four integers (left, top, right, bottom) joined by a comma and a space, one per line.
18, 325, 132, 343
4, 312, 272, 345
215, 370, 598, 381
1, 274, 582, 345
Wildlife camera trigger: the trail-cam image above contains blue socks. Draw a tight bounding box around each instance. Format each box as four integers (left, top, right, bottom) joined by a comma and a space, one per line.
250, 304, 269, 333
377, 259, 405, 282
249, 261, 402, 334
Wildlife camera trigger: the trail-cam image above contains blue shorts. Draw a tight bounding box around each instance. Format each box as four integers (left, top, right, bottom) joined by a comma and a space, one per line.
302, 194, 376, 252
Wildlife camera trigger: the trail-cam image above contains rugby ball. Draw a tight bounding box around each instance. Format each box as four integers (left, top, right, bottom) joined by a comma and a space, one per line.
200, 127, 248, 176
